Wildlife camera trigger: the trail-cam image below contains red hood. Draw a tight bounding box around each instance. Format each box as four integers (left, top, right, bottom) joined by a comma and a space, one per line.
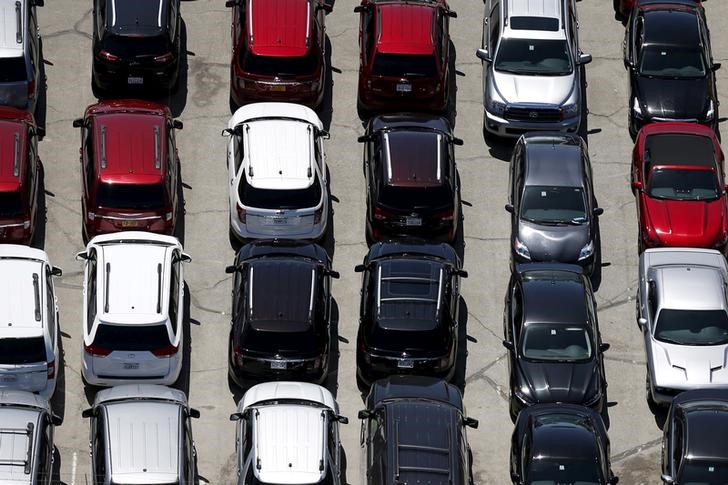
643, 195, 727, 247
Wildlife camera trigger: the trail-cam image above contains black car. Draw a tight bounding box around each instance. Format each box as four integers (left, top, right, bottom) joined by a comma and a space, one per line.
92, 0, 182, 94
506, 133, 603, 277
355, 241, 467, 388
623, 0, 720, 138
510, 404, 618, 485
503, 263, 610, 422
226, 240, 339, 385
359, 376, 478, 485
358, 114, 463, 244
662, 389, 728, 484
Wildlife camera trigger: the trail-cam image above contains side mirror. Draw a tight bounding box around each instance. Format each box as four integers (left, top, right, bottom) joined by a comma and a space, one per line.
50, 266, 62, 277
318, 129, 330, 140
318, 2, 333, 13
593, 207, 604, 217
445, 10, 457, 18
51, 413, 63, 426
502, 340, 515, 351
661, 476, 674, 485
599, 343, 611, 353
713, 63, 722, 72
180, 253, 192, 263
32, 0, 43, 6
225, 265, 239, 274
353, 5, 367, 13
578, 53, 593, 65
354, 264, 366, 273
463, 417, 478, 429
221, 128, 234, 136
476, 48, 491, 63
357, 135, 371, 143
81, 408, 94, 418
75, 251, 88, 261
327, 269, 340, 279
189, 408, 201, 419
452, 137, 464, 146
632, 180, 643, 191
229, 412, 244, 421
335, 414, 349, 424
72, 118, 84, 128
358, 409, 372, 419
504, 203, 514, 214
173, 120, 184, 130
454, 269, 468, 278
610, 477, 620, 485
638, 317, 647, 328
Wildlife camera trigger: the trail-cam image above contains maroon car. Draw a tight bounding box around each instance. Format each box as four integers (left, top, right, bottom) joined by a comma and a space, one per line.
72, 100, 183, 242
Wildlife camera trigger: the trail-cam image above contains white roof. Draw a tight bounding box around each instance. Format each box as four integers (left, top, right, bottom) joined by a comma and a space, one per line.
507, 0, 562, 20
0, 254, 46, 334
228, 102, 323, 131
239, 382, 337, 412
0, 0, 24, 57
88, 231, 182, 249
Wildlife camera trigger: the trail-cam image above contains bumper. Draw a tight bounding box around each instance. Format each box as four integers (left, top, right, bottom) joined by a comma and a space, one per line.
230, 215, 327, 242
367, 219, 456, 243
357, 352, 455, 387
510, 390, 604, 420
84, 216, 174, 239
631, 114, 715, 138
228, 354, 327, 386
0, 378, 56, 400
0, 223, 34, 245
484, 109, 581, 138
230, 77, 324, 109
81, 354, 182, 387
93, 59, 180, 92
358, 88, 448, 114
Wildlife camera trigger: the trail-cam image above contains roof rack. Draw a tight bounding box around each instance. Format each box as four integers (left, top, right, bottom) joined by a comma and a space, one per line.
318, 410, 326, 472
153, 125, 161, 169
155, 263, 162, 314
248, 0, 255, 45
308, 268, 316, 322
436, 134, 442, 182
305, 0, 312, 47
383, 133, 392, 182
376, 271, 442, 316
307, 125, 313, 178
393, 419, 452, 483
0, 423, 34, 475
13, 132, 20, 177
100, 125, 107, 169
104, 263, 111, 313
32, 273, 40, 322
254, 409, 262, 471
14, 1, 21, 44
248, 266, 254, 318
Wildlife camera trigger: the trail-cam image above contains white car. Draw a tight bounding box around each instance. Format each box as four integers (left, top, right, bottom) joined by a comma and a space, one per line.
0, 245, 61, 398
231, 381, 348, 485
78, 232, 190, 387
638, 248, 728, 406
225, 102, 330, 242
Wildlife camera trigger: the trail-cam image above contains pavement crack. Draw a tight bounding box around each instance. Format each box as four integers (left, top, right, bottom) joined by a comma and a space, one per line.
612, 438, 662, 462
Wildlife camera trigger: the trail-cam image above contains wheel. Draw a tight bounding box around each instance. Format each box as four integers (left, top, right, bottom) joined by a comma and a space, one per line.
646, 371, 658, 410
356, 96, 371, 121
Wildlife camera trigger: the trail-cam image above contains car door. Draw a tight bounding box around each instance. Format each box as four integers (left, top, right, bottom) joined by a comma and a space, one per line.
671, 415, 684, 479
27, 127, 38, 228
81, 118, 95, 225
327, 415, 341, 484
90, 413, 107, 484
166, 122, 178, 219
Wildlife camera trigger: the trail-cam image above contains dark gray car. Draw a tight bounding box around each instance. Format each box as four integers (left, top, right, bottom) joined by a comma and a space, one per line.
506, 132, 603, 279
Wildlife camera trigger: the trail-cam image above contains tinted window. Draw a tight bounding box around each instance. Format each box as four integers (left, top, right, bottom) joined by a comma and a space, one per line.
0, 337, 46, 364
96, 183, 166, 210
93, 323, 171, 350
648, 169, 718, 201
654, 309, 728, 346
378, 185, 453, 210
680, 460, 728, 484
0, 57, 27, 82
495, 39, 572, 75
0, 191, 24, 217
509, 17, 559, 31
639, 46, 706, 78
525, 458, 601, 484
520, 186, 587, 224
101, 34, 171, 56
520, 324, 592, 362
240, 50, 317, 76
372, 54, 438, 77
239, 176, 322, 210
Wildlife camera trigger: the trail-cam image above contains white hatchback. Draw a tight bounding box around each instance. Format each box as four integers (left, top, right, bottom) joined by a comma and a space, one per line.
78, 232, 190, 387
225, 102, 330, 242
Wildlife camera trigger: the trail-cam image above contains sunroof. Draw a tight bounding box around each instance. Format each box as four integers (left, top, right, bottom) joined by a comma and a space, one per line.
510, 16, 559, 31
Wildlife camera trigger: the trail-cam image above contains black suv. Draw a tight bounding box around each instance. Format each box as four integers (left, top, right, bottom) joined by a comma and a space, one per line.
662, 389, 728, 484
355, 241, 467, 388
503, 263, 610, 422
506, 133, 602, 278
92, 0, 182, 94
359, 114, 463, 244
226, 240, 339, 385
623, 0, 719, 138
510, 404, 618, 485
359, 376, 478, 485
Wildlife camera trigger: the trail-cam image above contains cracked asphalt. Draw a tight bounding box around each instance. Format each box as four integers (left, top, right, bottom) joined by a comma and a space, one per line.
36, 0, 728, 483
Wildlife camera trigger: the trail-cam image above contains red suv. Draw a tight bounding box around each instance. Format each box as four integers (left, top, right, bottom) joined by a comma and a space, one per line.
631, 122, 728, 252
355, 0, 456, 117
72, 100, 183, 242
226, 0, 331, 110
0, 108, 41, 245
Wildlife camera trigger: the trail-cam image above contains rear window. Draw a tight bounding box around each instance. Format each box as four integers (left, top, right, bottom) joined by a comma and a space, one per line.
240, 50, 318, 77
93, 324, 171, 350
240, 176, 322, 210
0, 57, 27, 83
96, 183, 166, 210
379, 185, 453, 211
0, 192, 24, 217
372, 54, 438, 78
0, 337, 46, 364
101, 33, 171, 57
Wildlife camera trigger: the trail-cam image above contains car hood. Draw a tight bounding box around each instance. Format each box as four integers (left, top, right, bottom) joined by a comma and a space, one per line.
518, 220, 590, 263
517, 358, 598, 404
493, 70, 575, 105
650, 338, 728, 389
643, 196, 725, 247
636, 76, 709, 120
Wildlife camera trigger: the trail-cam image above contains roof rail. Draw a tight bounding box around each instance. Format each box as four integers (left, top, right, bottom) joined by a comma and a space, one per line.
104, 263, 110, 313
393, 419, 452, 482
436, 134, 442, 182
245, 125, 253, 177
503, 0, 508, 26
376, 265, 382, 317
318, 410, 326, 472
307, 125, 314, 178
156, 263, 162, 314
13, 132, 20, 177
14, 1, 21, 44
154, 125, 161, 169
0, 423, 34, 475
308, 268, 316, 321
32, 273, 40, 322
248, 0, 254, 45
100, 125, 107, 169
248, 266, 254, 317
305, 0, 312, 47
254, 409, 262, 470
383, 133, 392, 182
435, 267, 444, 315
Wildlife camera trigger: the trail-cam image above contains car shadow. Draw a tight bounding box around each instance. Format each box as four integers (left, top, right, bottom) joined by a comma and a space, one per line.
162, 18, 190, 118
174, 159, 187, 247
173, 284, 193, 396
452, 296, 469, 395
340, 443, 350, 485
321, 192, 336, 261
316, 35, 334, 132
446, 40, 458, 128
322, 299, 342, 399
35, 39, 48, 139
30, 161, 48, 250
52, 447, 64, 484
578, 65, 589, 144
483, 130, 516, 162
50, 325, 67, 421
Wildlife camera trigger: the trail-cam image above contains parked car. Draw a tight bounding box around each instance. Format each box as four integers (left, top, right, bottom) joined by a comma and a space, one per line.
225, 103, 330, 243
231, 381, 348, 485
359, 114, 463, 243
227, 0, 330, 110
358, 376, 478, 485
504, 263, 609, 421
0, 0, 43, 112
72, 99, 183, 243
91, 0, 181, 93
638, 248, 728, 407
78, 232, 190, 387
661, 389, 728, 484
226, 240, 338, 386
632, 122, 727, 252
0, 246, 60, 399
82, 384, 199, 485
355, 241, 467, 388
355, 0, 456, 117
623, 0, 719, 138
477, 0, 591, 138
0, 390, 61, 485
0, 107, 42, 245
506, 133, 603, 276
510, 404, 618, 484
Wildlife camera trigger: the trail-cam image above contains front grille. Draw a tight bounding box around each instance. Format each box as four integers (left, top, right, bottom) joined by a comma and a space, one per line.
505, 106, 562, 122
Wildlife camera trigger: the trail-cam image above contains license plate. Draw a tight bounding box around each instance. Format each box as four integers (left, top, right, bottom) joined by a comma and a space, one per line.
123, 363, 140, 370
405, 217, 422, 226
127, 76, 144, 85
397, 359, 414, 369
263, 216, 288, 226
396, 83, 412, 93
121, 220, 142, 228
270, 361, 287, 370
0, 375, 17, 383
271, 85, 287, 92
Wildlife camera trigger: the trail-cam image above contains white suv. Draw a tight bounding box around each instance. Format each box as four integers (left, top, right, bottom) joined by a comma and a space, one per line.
0, 245, 60, 398
77, 232, 190, 387
225, 102, 330, 243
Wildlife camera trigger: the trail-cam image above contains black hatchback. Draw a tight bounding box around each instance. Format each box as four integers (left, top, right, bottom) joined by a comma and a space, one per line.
358, 114, 463, 244
92, 0, 182, 94
226, 240, 339, 386
355, 241, 467, 388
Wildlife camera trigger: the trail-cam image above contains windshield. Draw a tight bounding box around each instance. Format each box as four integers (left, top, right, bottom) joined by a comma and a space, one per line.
521, 324, 592, 362
654, 309, 728, 346
372, 53, 438, 78
526, 459, 602, 484
521, 186, 587, 224
96, 183, 167, 210
648, 169, 719, 201
495, 38, 572, 75
639, 46, 706, 78
680, 460, 728, 484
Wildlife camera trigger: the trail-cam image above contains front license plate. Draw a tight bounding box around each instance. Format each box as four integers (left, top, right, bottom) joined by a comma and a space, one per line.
397, 359, 414, 369
405, 217, 422, 227
396, 83, 412, 93
270, 361, 287, 370
123, 363, 140, 370
127, 76, 144, 85
270, 85, 287, 92
121, 220, 142, 228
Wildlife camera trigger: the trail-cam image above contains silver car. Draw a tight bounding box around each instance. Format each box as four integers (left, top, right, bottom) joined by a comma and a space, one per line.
476, 0, 591, 138
638, 248, 728, 407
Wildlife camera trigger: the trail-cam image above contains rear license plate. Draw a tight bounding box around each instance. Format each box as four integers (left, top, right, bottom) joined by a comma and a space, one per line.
263, 216, 287, 226
121, 220, 142, 228
0, 375, 17, 383
396, 83, 412, 93
127, 76, 144, 85
397, 359, 414, 369
123, 363, 140, 370
270, 361, 287, 370
405, 217, 422, 226
271, 85, 287, 92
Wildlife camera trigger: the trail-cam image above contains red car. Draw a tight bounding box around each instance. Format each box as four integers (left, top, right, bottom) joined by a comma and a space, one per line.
227, 0, 330, 110
631, 122, 728, 252
616, 0, 701, 18
72, 100, 183, 242
0, 108, 41, 245
355, 0, 456, 117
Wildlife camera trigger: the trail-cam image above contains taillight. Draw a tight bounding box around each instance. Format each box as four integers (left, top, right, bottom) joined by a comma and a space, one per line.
98, 50, 120, 62
372, 206, 391, 221
313, 206, 324, 224
84, 343, 112, 357
432, 209, 455, 222
151, 344, 179, 357
47, 360, 55, 379
153, 52, 174, 64
27, 80, 35, 100
236, 204, 246, 223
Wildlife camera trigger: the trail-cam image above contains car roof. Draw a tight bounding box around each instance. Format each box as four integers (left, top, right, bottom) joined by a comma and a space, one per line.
247, 0, 313, 57
524, 142, 585, 188
383, 129, 448, 189
0, 0, 26, 57
95, 384, 188, 406
0, 406, 41, 482
682, 404, 728, 461
506, 0, 563, 21
644, 132, 715, 170
0, 118, 28, 192
503, 0, 565, 41
530, 411, 599, 460
642, 8, 700, 47
519, 266, 588, 325
655, 265, 726, 311
246, 258, 318, 325
376, 2, 435, 55
0, 246, 50, 337
240, 381, 337, 411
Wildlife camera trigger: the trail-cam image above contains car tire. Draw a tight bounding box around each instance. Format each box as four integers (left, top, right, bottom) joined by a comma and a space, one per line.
91, 73, 105, 100
356, 97, 371, 121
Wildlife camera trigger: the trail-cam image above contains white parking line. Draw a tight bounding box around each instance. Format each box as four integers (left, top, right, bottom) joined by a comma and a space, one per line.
71, 451, 77, 485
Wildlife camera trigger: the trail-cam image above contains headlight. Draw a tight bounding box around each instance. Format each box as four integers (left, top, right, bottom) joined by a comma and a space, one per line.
514, 385, 533, 404
705, 100, 715, 121
578, 240, 594, 261
513, 237, 531, 260
633, 97, 643, 117
486, 97, 506, 116
562, 103, 579, 118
